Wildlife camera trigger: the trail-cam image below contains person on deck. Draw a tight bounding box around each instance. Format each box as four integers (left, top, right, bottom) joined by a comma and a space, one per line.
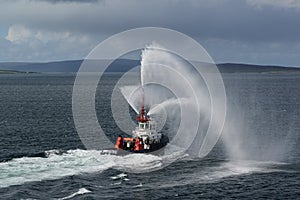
115, 135, 124, 149
134, 137, 144, 151
144, 137, 150, 150
131, 139, 136, 151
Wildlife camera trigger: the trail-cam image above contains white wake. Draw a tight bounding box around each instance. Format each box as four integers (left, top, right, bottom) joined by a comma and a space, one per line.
0, 149, 186, 188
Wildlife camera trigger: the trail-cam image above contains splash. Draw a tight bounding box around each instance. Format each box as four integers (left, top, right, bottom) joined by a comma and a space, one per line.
120, 42, 224, 158
221, 78, 299, 163
0, 149, 187, 188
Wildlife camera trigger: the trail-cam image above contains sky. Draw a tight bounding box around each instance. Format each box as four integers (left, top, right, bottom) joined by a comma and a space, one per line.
0, 0, 300, 67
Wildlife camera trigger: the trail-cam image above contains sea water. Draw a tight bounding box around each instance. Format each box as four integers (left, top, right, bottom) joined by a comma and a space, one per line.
0, 72, 299, 199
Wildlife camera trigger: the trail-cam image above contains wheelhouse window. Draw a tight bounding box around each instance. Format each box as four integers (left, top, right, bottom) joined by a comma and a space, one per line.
145, 122, 149, 129
139, 123, 145, 129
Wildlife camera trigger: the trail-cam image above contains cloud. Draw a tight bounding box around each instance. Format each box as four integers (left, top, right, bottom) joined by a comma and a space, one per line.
0, 0, 300, 66
247, 0, 300, 9
33, 0, 100, 3
5, 25, 32, 43
6, 24, 92, 44
2, 24, 95, 61
1, 0, 299, 42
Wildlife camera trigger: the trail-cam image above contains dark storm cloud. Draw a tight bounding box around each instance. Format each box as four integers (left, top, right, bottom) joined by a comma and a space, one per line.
3, 0, 298, 43
0, 0, 299, 66
35, 0, 99, 3
0, 0, 299, 42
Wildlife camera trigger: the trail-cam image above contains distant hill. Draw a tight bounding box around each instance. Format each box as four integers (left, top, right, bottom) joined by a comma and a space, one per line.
0, 59, 140, 73
217, 63, 300, 73
0, 60, 83, 73
0, 59, 299, 73
0, 69, 31, 74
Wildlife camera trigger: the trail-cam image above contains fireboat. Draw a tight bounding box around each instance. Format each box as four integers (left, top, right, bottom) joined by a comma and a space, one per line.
100, 91, 169, 155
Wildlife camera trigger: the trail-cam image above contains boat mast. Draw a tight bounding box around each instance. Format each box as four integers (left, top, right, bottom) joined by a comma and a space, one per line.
136, 87, 149, 123
137, 60, 149, 123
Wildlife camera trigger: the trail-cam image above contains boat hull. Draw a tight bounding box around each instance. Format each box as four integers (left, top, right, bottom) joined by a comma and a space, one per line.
100, 135, 169, 156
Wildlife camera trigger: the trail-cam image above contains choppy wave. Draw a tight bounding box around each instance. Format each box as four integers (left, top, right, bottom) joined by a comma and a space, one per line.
58, 188, 91, 200
0, 149, 186, 188
0, 148, 296, 190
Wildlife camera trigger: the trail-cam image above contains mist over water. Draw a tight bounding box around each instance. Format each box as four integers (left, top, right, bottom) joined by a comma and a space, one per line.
221, 73, 300, 163
120, 44, 300, 164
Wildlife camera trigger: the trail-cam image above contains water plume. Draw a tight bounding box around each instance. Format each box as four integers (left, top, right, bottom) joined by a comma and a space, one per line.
119, 85, 140, 114
120, 42, 223, 157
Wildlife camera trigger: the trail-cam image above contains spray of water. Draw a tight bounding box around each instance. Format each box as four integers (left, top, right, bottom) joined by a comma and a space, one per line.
148, 98, 182, 116
120, 85, 140, 114
221, 79, 299, 163
120, 42, 222, 157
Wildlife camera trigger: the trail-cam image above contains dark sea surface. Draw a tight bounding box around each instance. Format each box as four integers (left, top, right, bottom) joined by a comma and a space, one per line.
0, 72, 299, 199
